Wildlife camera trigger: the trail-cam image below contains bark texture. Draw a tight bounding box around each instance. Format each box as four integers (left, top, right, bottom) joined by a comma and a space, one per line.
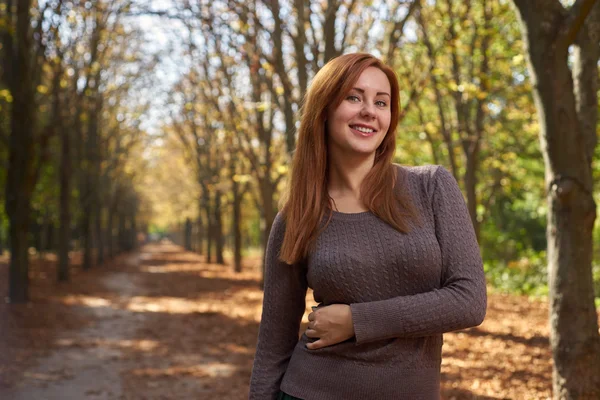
512, 0, 600, 397
6, 0, 34, 303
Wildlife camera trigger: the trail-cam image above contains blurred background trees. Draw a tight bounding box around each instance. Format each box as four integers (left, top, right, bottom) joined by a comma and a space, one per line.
0, 0, 153, 300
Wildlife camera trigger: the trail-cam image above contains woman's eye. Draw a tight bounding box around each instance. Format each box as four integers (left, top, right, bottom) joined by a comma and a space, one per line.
376, 100, 388, 107
346, 95, 360, 102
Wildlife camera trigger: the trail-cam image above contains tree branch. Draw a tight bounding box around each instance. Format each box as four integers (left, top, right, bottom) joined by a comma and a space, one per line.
559, 0, 599, 49
385, 0, 420, 66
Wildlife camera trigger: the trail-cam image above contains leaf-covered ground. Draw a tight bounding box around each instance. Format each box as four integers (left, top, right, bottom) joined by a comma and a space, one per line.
0, 242, 589, 399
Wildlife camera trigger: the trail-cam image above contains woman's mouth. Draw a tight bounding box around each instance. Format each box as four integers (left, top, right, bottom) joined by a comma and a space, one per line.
349, 124, 377, 137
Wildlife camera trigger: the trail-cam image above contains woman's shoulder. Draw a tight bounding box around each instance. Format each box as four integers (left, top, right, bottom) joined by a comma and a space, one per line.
393, 163, 440, 175
393, 163, 443, 186
392, 164, 456, 205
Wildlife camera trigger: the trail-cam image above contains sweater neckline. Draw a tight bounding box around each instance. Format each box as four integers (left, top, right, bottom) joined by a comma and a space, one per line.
330, 209, 374, 221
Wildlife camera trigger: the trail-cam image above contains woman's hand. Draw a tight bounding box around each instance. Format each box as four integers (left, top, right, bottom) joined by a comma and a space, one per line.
305, 304, 355, 350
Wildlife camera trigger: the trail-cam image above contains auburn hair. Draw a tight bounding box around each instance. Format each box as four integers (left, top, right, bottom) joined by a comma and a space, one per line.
279, 53, 418, 264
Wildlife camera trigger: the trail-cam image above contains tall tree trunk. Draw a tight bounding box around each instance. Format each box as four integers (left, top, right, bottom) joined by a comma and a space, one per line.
46, 222, 55, 253
118, 210, 126, 253
184, 217, 192, 251
259, 180, 276, 288
463, 152, 480, 240
107, 205, 114, 259
215, 189, 224, 265
6, 0, 34, 303
0, 224, 4, 256
79, 93, 92, 270
130, 212, 137, 250
512, 1, 600, 397
232, 180, 243, 273
96, 206, 104, 265
81, 202, 93, 269
58, 123, 71, 281
33, 219, 41, 257
38, 216, 45, 258
444, 0, 489, 242
196, 214, 204, 256
323, 0, 338, 64
92, 95, 104, 265
204, 190, 212, 263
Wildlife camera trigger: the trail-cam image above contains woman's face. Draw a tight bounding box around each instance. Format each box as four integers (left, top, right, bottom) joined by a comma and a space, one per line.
326, 66, 392, 159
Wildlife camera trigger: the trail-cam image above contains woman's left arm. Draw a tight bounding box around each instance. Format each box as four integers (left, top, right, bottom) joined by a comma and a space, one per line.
348, 166, 487, 344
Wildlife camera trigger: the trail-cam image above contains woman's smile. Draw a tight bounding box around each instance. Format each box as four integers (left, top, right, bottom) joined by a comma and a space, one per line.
349, 123, 378, 137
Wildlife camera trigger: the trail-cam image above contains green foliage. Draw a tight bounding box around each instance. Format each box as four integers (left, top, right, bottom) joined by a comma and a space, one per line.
484, 249, 548, 297
593, 262, 600, 301
480, 191, 546, 260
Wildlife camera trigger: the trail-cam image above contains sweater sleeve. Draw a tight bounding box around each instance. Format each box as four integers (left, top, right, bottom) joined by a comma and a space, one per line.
249, 212, 308, 399
350, 166, 487, 344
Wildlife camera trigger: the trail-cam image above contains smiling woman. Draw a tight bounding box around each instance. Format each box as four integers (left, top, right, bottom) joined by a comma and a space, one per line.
249, 53, 487, 400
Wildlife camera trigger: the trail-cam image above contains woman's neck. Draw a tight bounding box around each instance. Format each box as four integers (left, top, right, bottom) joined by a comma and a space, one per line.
327, 151, 375, 200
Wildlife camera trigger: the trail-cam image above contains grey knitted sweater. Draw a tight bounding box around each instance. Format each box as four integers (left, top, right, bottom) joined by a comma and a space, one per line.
249, 164, 487, 400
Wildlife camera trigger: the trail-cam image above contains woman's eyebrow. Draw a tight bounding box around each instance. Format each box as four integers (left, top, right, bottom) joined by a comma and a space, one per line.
351, 87, 391, 97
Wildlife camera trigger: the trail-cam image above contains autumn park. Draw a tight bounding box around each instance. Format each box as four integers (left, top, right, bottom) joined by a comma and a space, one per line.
1, 0, 600, 399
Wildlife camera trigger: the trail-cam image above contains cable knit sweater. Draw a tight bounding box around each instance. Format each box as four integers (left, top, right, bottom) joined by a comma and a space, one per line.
249, 164, 487, 400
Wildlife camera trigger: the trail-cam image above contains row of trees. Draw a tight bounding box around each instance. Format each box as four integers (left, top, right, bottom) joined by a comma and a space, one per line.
0, 0, 151, 302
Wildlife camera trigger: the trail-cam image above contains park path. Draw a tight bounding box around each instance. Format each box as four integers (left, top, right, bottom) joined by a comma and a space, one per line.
0, 243, 264, 400
1, 252, 142, 400
0, 241, 565, 399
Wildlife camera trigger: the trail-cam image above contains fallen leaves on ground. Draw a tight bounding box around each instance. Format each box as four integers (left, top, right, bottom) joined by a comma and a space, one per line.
0, 242, 593, 399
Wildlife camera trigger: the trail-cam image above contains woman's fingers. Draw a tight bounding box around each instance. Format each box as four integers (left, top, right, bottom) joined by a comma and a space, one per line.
306, 339, 326, 350
305, 328, 319, 338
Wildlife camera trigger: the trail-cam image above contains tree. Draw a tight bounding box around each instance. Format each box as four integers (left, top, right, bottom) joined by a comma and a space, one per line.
3, 0, 62, 302
511, 0, 600, 397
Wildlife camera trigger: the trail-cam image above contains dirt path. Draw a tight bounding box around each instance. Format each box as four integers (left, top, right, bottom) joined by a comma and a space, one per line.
0, 243, 265, 400
0, 242, 574, 399
1, 253, 142, 400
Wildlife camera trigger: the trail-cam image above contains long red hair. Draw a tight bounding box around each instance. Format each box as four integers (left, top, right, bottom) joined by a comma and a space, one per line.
280, 53, 418, 264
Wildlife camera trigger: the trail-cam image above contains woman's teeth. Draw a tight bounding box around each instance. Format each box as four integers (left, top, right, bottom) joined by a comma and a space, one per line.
352, 126, 375, 133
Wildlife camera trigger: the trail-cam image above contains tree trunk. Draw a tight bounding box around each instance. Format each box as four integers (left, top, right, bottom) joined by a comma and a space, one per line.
196, 214, 204, 255
232, 180, 243, 273
107, 206, 114, 259
38, 215, 46, 258
118, 210, 126, 253
47, 222, 55, 253
204, 190, 212, 263
58, 122, 71, 281
96, 206, 104, 265
259, 180, 277, 288
0, 224, 4, 256
464, 152, 480, 241
323, 0, 338, 64
91, 94, 104, 265
512, 1, 600, 397
81, 207, 93, 270
215, 189, 224, 265
184, 217, 192, 251
6, 0, 34, 303
33, 219, 41, 257
130, 212, 137, 250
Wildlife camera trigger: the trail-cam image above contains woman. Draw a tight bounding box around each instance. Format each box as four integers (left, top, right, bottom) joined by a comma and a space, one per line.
249, 53, 487, 400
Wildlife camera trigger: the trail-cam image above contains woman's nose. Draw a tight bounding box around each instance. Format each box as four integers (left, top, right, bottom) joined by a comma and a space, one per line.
360, 102, 376, 119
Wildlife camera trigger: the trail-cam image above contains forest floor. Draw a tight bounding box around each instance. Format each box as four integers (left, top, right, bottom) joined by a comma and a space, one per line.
0, 241, 593, 400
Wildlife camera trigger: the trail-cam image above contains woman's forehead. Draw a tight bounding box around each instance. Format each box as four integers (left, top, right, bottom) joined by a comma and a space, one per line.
353, 67, 391, 94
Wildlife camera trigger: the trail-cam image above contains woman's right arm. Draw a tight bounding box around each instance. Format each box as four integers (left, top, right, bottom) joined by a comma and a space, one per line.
249, 212, 308, 400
